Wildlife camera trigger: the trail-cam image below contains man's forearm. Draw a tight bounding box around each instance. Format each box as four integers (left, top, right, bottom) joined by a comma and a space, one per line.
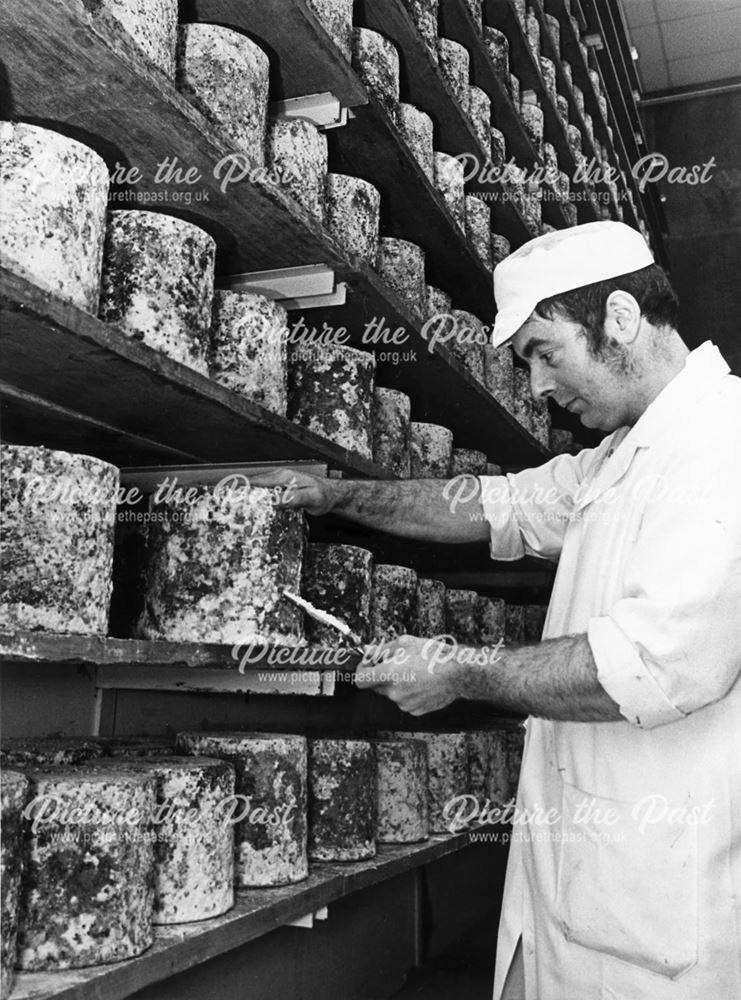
326, 476, 489, 543
458, 634, 622, 722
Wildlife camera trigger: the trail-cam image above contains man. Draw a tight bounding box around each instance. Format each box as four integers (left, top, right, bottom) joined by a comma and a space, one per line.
253, 222, 741, 998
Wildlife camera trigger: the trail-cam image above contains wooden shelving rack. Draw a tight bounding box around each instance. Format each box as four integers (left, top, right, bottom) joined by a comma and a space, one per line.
0, 1, 666, 996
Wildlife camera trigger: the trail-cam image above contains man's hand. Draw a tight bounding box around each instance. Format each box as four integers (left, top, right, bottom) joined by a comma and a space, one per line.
355, 635, 466, 716
248, 469, 339, 516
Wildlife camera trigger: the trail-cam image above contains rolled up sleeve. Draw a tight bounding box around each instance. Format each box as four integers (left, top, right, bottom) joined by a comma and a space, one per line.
478, 446, 600, 562
588, 445, 741, 729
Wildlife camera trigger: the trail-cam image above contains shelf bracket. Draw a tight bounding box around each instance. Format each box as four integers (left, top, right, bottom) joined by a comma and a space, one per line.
220, 264, 347, 310
288, 906, 330, 929
269, 92, 349, 130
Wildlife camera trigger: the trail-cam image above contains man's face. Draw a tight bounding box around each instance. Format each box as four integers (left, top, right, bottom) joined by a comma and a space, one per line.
511, 312, 633, 432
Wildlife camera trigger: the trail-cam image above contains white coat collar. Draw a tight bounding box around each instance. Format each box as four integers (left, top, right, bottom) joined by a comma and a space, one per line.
574, 342, 730, 512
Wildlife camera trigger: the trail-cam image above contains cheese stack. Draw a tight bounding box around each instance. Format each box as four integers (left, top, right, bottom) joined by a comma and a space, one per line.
177, 732, 308, 886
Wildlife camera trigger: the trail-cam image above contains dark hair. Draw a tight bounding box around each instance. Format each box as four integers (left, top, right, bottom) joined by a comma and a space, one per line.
534, 264, 679, 357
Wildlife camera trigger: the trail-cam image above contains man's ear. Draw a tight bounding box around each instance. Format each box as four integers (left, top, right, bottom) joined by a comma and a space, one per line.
604, 290, 641, 345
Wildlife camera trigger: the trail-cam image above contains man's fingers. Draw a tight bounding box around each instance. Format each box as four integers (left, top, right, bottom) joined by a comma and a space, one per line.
247, 470, 296, 488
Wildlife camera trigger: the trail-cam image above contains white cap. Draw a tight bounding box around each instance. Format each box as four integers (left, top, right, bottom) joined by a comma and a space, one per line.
491, 221, 654, 347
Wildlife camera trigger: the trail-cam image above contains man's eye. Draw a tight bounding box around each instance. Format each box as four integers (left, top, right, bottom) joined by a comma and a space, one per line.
540, 351, 554, 365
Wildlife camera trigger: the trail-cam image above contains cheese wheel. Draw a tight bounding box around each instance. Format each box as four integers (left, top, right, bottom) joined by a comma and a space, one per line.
372, 388, 412, 477
352, 28, 400, 118
372, 739, 429, 843
377, 238, 427, 321
369, 564, 417, 644
465, 195, 492, 270
177, 732, 308, 886
306, 0, 353, 60
308, 739, 376, 860
0, 122, 109, 312
490, 127, 507, 169
466, 732, 488, 799
450, 449, 488, 477
477, 596, 506, 646
426, 285, 453, 320
503, 729, 525, 799
302, 543, 373, 646
445, 589, 480, 644
509, 73, 520, 107
82, 756, 235, 923
513, 367, 534, 432
99, 210, 215, 374
95, 0, 177, 75
437, 39, 470, 113
491, 234, 511, 267
434, 152, 466, 231
545, 13, 561, 54
526, 10, 541, 58
398, 104, 435, 183
410, 422, 453, 478
523, 604, 547, 643
550, 428, 575, 455
505, 603, 526, 645
17, 768, 157, 970
0, 445, 118, 636
540, 57, 557, 101
484, 27, 509, 80
0, 739, 106, 769
137, 486, 305, 645
521, 102, 544, 158
93, 736, 177, 758
1, 771, 28, 1000
177, 24, 269, 161
400, 0, 438, 60
485, 731, 510, 806
288, 343, 376, 459
268, 118, 328, 221
531, 396, 551, 448
468, 87, 492, 155
450, 309, 486, 383
463, 0, 483, 31
483, 343, 515, 410
411, 578, 447, 638
385, 732, 469, 833
326, 174, 381, 265
210, 290, 288, 416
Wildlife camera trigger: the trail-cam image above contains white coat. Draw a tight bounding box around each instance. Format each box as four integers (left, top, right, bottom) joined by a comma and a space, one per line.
480, 342, 741, 999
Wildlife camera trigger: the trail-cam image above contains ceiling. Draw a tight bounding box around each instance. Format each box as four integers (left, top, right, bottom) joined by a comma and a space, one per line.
619, 0, 741, 93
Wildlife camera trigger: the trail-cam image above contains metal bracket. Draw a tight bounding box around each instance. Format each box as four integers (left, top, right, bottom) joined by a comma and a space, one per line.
220, 264, 347, 310
270, 92, 349, 130
288, 906, 329, 929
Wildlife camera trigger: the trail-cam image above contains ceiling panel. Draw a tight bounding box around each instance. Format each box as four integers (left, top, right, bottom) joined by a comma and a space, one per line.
660, 8, 741, 59
668, 47, 741, 85
621, 0, 741, 92
621, 0, 659, 27
654, 0, 741, 19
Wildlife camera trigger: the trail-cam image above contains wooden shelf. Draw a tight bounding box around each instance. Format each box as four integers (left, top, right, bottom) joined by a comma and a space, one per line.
0, 631, 352, 697
484, 0, 603, 223
331, 94, 497, 323
0, 268, 391, 475
0, 266, 548, 469
0, 0, 347, 277
183, 0, 367, 108
9, 834, 474, 1000
438, 0, 543, 167
355, 0, 536, 249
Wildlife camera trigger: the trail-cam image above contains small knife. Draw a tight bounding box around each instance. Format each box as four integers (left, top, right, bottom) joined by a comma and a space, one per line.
282, 589, 365, 650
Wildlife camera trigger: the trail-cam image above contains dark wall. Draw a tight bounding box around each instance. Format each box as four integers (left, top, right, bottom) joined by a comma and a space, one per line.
642, 90, 741, 372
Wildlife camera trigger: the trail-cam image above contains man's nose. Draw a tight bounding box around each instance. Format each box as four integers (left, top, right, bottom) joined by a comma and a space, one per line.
530, 365, 555, 401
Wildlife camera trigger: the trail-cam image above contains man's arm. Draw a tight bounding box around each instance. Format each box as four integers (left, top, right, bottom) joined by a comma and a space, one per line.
248, 470, 490, 543
356, 633, 623, 722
